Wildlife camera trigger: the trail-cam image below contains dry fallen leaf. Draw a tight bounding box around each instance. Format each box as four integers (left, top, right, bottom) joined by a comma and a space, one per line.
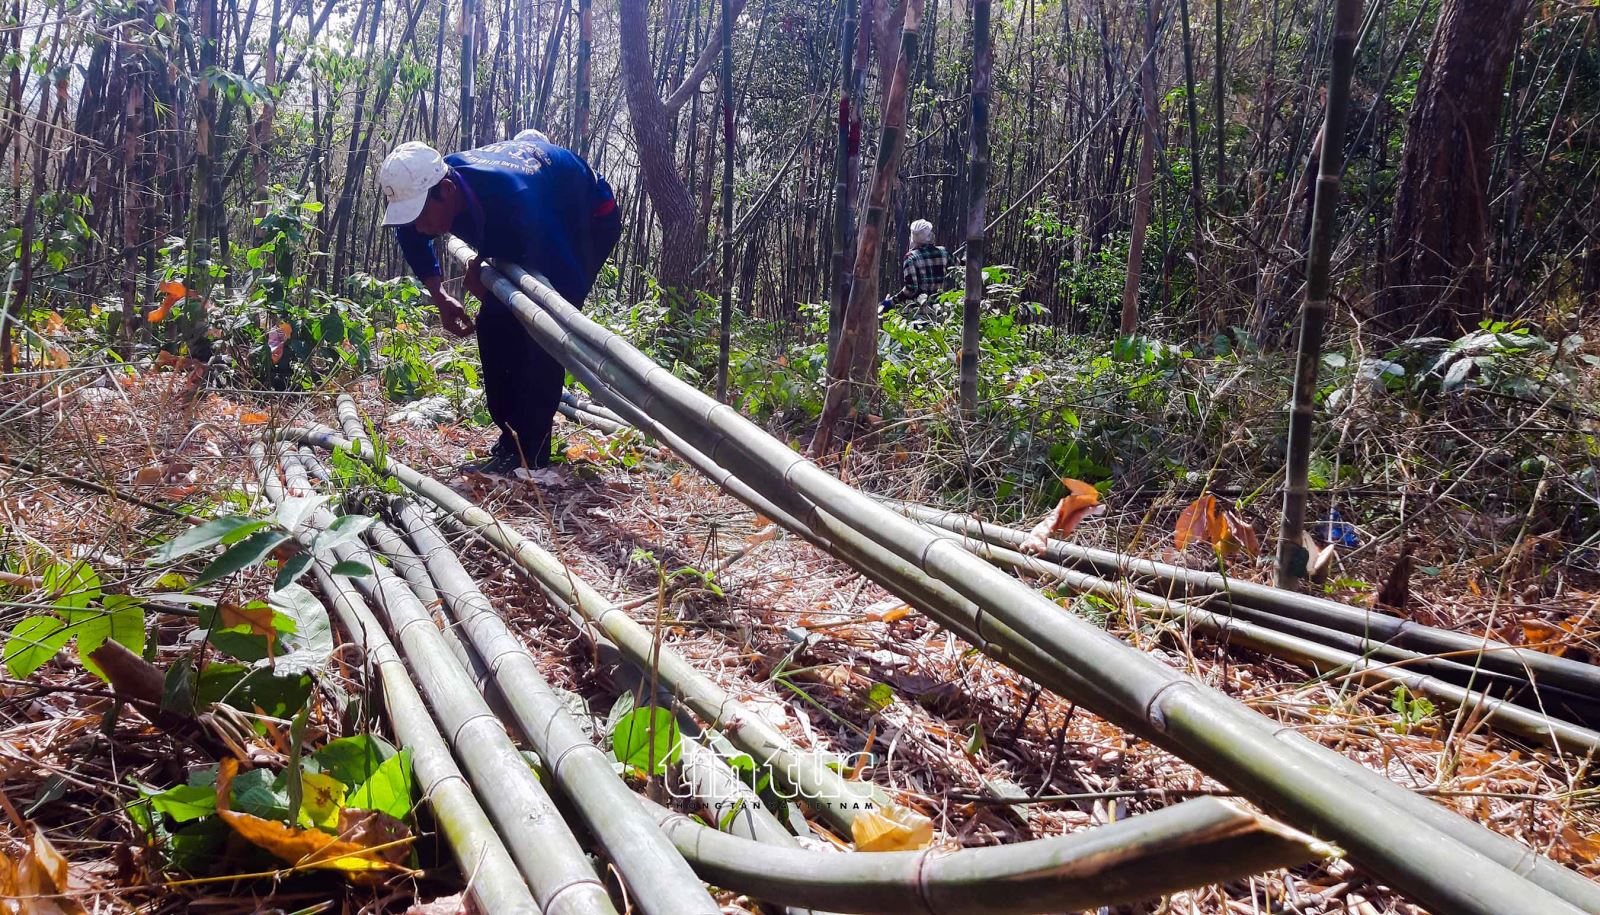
267, 322, 292, 364
146, 281, 187, 323
239, 412, 270, 425
215, 759, 411, 881
0, 827, 88, 915
851, 803, 934, 852
1020, 478, 1104, 555
217, 602, 277, 638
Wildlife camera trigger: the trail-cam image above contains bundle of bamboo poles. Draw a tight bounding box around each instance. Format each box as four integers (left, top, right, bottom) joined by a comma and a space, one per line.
442, 240, 1600, 915
263, 426, 1329, 913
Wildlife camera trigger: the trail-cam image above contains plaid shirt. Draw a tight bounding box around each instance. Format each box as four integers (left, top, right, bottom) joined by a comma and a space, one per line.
896, 244, 952, 302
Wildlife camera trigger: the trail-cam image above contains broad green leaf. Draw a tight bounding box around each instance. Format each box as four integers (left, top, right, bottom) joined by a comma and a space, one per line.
347, 749, 413, 821
268, 583, 333, 675
44, 561, 100, 610
612, 707, 680, 775
314, 734, 398, 787
197, 664, 313, 721
230, 767, 290, 820
166, 818, 228, 874
4, 615, 70, 677
273, 494, 326, 533
273, 550, 315, 591
75, 595, 147, 680
147, 516, 268, 565
194, 530, 292, 586
310, 514, 375, 554
162, 657, 196, 715
328, 559, 372, 578
147, 782, 217, 823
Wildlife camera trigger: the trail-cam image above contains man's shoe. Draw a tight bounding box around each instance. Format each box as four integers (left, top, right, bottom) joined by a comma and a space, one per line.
461, 450, 522, 476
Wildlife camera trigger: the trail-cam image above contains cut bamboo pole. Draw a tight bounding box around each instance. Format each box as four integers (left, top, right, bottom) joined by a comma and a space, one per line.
273, 454, 718, 915
889, 501, 1600, 700
462, 248, 1599, 915
275, 434, 1333, 914
275, 424, 885, 834
244, 445, 539, 915
915, 521, 1600, 754
642, 795, 1329, 915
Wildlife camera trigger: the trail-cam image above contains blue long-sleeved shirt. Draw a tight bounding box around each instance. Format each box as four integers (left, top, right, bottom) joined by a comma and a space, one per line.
394, 138, 614, 305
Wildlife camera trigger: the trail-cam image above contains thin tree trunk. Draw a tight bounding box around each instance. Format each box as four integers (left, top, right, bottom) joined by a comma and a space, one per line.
715, 0, 734, 401
827, 0, 860, 362
958, 0, 992, 416
811, 0, 925, 457
461, 0, 478, 146
574, 0, 592, 152
1275, 0, 1361, 588
1119, 0, 1160, 337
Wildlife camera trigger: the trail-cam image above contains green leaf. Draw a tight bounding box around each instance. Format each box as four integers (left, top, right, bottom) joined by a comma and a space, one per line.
44, 561, 101, 610
328, 559, 372, 578
313, 734, 398, 787
268, 584, 333, 675
75, 595, 147, 680
197, 663, 313, 721
273, 494, 326, 533
146, 782, 217, 823
230, 767, 290, 819
166, 818, 229, 874
612, 706, 681, 775
4, 616, 70, 677
148, 516, 268, 565
310, 514, 375, 554
194, 530, 292, 586
347, 749, 413, 821
866, 682, 895, 713
273, 550, 315, 591
162, 657, 196, 715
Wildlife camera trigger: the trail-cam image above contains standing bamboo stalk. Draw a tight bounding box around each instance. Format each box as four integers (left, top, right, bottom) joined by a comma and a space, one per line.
461, 0, 477, 147
715, 0, 734, 401
826, 0, 861, 361
812, 0, 926, 456
1119, 0, 1160, 336
1275, 0, 1362, 588
958, 0, 992, 416
574, 0, 592, 153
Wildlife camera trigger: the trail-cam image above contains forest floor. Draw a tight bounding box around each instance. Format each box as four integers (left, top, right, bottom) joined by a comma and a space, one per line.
1, 361, 1597, 914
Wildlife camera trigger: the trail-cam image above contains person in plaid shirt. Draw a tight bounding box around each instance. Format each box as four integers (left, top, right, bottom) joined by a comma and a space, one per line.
883, 219, 952, 314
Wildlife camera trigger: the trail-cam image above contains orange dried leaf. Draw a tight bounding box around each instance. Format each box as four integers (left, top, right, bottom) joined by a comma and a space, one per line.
1216, 509, 1260, 557
218, 602, 277, 638
1174, 494, 1218, 550
134, 466, 165, 486
215, 759, 410, 882
268, 322, 292, 364
880, 606, 912, 624
1020, 478, 1105, 555
239, 412, 270, 425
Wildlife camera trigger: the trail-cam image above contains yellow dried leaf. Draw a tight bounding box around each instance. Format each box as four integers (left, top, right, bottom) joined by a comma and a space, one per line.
880, 606, 912, 624
215, 759, 410, 882
299, 771, 347, 830
851, 803, 933, 852
0, 827, 87, 915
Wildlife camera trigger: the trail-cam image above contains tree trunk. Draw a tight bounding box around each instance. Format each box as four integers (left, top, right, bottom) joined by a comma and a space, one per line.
1381, 0, 1532, 337
715, 0, 735, 402
1119, 0, 1160, 337
826, 0, 861, 362
574, 0, 592, 153
810, 0, 925, 457
958, 0, 992, 416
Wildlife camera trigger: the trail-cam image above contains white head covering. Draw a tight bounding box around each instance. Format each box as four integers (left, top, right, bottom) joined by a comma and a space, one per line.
379, 141, 449, 226
910, 219, 935, 246
515, 128, 551, 144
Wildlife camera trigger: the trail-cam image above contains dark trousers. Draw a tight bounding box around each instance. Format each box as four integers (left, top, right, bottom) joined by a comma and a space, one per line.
476, 206, 621, 468
477, 296, 565, 467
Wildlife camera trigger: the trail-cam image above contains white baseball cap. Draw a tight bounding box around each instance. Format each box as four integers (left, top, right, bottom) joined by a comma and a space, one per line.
379, 141, 449, 226
514, 128, 550, 144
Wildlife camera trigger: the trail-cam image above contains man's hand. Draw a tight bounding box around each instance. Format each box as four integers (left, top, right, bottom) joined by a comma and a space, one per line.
464, 256, 490, 303
439, 295, 476, 337
426, 275, 476, 337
